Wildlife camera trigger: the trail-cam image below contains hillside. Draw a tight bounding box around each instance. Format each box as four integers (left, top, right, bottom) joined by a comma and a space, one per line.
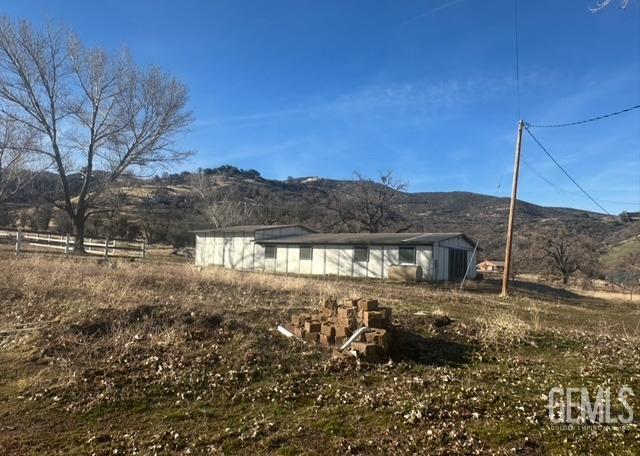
2, 166, 638, 272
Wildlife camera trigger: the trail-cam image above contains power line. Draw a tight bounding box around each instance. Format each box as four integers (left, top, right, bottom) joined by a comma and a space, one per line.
526, 104, 640, 128
524, 126, 613, 215
513, 0, 521, 119
521, 156, 574, 204
521, 155, 640, 206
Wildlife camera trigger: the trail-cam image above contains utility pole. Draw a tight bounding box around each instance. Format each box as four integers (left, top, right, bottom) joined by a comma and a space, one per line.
501, 119, 525, 296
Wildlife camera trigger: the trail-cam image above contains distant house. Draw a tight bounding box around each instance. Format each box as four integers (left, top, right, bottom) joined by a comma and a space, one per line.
477, 260, 505, 273
193, 224, 478, 282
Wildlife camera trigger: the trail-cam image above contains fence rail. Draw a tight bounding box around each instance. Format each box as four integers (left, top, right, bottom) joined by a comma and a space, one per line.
0, 228, 145, 259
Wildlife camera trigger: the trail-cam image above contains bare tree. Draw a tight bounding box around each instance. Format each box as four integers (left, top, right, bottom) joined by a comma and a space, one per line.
542, 235, 578, 285
0, 18, 192, 250
326, 171, 410, 233
540, 232, 600, 285
191, 172, 249, 228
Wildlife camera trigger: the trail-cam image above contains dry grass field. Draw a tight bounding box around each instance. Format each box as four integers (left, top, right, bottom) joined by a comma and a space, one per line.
0, 255, 639, 455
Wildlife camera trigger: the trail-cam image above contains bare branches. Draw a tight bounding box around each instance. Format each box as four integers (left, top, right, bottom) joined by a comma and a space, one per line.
190, 172, 250, 228
326, 171, 409, 233
590, 0, 632, 12
0, 116, 43, 204
0, 17, 192, 249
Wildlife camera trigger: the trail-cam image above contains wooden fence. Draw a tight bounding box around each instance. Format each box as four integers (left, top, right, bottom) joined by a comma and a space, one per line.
0, 228, 145, 259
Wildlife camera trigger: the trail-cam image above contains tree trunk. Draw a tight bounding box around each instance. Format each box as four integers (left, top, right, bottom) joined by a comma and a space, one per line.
72, 213, 86, 253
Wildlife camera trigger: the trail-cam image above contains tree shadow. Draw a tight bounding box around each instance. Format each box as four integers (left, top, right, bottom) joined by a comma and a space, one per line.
464, 279, 612, 309
388, 328, 474, 367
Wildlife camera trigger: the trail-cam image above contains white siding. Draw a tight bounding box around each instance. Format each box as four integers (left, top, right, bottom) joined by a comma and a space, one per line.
213, 235, 224, 266
338, 248, 352, 276
195, 234, 204, 265
299, 247, 312, 275
433, 245, 448, 281
194, 229, 476, 283
311, 246, 326, 275
383, 247, 399, 279
287, 246, 300, 274
416, 246, 434, 280
254, 243, 265, 271
264, 246, 276, 273
353, 247, 368, 278
368, 246, 383, 278
275, 246, 287, 273
325, 247, 340, 275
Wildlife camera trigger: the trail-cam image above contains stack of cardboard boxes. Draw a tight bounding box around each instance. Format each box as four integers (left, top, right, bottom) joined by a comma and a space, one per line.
287, 298, 393, 361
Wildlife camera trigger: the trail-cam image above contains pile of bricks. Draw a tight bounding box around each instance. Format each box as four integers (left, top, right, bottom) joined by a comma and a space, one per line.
286, 298, 393, 361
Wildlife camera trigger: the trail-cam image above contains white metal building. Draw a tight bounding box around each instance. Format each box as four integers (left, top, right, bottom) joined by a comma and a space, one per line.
193, 224, 477, 282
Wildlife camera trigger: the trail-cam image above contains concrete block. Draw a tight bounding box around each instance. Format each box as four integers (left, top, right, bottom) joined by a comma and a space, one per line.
293, 326, 306, 338
351, 342, 384, 362
379, 306, 392, 324
291, 314, 305, 326
357, 299, 378, 311
304, 332, 320, 343
365, 328, 390, 351
304, 321, 321, 333
335, 336, 348, 346
337, 306, 357, 320
319, 333, 335, 347
362, 310, 383, 328
320, 323, 335, 337
335, 325, 351, 338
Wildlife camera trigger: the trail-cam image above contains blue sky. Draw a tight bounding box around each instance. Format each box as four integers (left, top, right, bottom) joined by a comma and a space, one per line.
4, 0, 640, 212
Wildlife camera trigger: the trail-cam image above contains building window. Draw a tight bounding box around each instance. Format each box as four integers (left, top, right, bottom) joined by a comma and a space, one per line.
299, 245, 312, 260
265, 246, 277, 259
353, 246, 368, 262
399, 246, 416, 264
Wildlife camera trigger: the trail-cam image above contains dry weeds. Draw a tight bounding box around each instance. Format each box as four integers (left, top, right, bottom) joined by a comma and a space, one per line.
0, 256, 639, 455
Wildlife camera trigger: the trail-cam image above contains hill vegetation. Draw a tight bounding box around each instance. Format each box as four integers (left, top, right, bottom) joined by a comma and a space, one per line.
2, 165, 638, 281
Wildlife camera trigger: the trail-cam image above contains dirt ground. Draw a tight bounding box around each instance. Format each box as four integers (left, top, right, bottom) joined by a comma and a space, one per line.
0, 255, 638, 455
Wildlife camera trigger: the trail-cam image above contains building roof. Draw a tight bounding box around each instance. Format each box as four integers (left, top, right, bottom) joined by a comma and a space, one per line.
191, 224, 313, 234
257, 232, 477, 247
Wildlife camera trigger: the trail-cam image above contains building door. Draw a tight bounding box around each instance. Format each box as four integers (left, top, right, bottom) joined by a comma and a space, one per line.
448, 248, 468, 281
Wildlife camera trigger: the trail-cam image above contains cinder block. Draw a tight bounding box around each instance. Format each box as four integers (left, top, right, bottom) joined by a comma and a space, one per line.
357, 299, 378, 311
365, 328, 390, 351
337, 306, 357, 320
319, 333, 335, 347
293, 326, 306, 338
351, 342, 384, 362
362, 310, 383, 328
320, 323, 335, 337
304, 332, 320, 343
342, 298, 360, 307
335, 336, 348, 347
291, 314, 305, 326
304, 321, 322, 333
379, 307, 392, 324
335, 325, 351, 338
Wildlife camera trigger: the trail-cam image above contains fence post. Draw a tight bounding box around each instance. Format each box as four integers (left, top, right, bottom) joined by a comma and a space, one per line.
15, 229, 21, 256
64, 234, 70, 255
104, 237, 109, 258
141, 240, 146, 260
